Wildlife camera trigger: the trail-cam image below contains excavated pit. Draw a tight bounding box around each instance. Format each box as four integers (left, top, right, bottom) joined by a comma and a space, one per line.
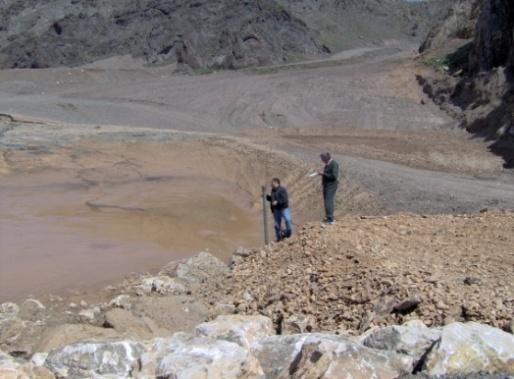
0, 136, 325, 301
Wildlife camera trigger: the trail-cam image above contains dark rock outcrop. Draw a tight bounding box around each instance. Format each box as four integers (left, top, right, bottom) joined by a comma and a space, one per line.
469, 0, 514, 73
0, 0, 449, 70
0, 0, 323, 70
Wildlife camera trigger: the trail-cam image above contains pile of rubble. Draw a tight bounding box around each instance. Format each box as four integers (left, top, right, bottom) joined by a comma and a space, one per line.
230, 212, 514, 334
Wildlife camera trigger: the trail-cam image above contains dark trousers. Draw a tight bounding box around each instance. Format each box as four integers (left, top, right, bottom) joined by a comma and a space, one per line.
323, 184, 338, 222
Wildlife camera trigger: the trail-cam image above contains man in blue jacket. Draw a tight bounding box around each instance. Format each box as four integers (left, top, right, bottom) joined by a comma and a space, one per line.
318, 153, 339, 224
266, 178, 293, 242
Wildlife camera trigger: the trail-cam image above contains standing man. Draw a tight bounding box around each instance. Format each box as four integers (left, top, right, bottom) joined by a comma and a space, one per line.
318, 153, 339, 224
266, 178, 293, 242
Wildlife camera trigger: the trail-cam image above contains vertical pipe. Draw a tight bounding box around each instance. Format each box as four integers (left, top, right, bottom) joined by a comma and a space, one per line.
262, 185, 270, 245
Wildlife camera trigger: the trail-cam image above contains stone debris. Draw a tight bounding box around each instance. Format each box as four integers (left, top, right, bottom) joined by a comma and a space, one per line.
135, 276, 187, 296
0, 227, 512, 379
228, 213, 514, 334
108, 294, 132, 310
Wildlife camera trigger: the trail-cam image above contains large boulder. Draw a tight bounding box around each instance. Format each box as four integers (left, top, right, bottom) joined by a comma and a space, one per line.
252, 333, 414, 379
44, 340, 144, 378
423, 322, 514, 375
195, 315, 274, 349
360, 320, 441, 363
141, 332, 264, 378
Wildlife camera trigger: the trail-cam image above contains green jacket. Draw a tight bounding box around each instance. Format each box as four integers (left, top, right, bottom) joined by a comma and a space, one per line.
322, 160, 339, 187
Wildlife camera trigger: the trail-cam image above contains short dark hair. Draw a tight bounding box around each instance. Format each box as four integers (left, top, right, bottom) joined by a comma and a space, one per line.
272, 178, 281, 185
320, 153, 331, 163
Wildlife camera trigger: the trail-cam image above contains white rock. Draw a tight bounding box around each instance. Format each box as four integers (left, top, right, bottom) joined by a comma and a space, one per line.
109, 294, 132, 310
78, 307, 100, 323
137, 276, 187, 296
423, 322, 514, 375
143, 333, 264, 379
0, 303, 19, 320
195, 315, 274, 349
44, 340, 144, 378
360, 319, 441, 362
30, 352, 48, 367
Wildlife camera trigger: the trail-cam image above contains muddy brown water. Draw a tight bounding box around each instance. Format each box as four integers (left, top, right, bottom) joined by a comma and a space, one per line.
0, 171, 262, 301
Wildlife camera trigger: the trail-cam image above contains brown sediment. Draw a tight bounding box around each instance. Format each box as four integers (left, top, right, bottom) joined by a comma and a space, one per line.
0, 137, 326, 301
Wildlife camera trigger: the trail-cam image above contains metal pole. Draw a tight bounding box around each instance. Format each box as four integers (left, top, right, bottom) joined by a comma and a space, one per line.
261, 185, 270, 245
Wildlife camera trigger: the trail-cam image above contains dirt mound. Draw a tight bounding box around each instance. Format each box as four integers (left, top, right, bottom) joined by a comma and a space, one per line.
228, 212, 514, 334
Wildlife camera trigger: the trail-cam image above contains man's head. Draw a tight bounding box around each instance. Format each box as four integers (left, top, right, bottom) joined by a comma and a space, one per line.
271, 178, 281, 188
320, 153, 331, 164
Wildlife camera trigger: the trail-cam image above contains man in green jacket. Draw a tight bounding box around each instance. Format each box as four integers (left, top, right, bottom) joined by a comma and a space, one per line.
318, 153, 339, 224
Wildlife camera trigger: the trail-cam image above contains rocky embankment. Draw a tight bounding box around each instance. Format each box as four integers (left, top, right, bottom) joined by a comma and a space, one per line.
1, 212, 513, 378
2, 314, 513, 378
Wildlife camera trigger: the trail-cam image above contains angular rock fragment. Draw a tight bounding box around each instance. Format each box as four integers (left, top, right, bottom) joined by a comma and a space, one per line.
423, 322, 514, 375
195, 315, 274, 349
252, 333, 413, 379
360, 320, 441, 363
45, 340, 144, 378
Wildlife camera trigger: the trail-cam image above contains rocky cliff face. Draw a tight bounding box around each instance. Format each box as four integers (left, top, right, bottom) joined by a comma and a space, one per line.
0, 0, 447, 70
419, 0, 514, 167
469, 0, 514, 73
